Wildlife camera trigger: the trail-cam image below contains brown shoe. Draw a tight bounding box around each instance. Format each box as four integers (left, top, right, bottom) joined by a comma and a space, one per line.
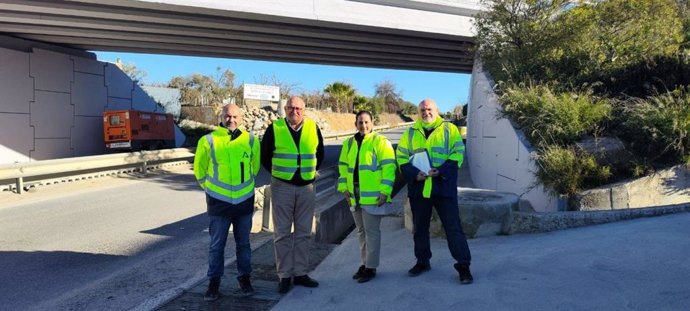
357, 268, 376, 283
352, 265, 366, 279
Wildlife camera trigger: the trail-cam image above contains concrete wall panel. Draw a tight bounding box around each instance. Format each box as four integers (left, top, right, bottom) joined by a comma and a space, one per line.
31, 91, 73, 138
73, 72, 107, 116
467, 59, 557, 212
105, 64, 133, 99
0, 47, 33, 114
73, 55, 104, 75
31, 138, 73, 160
0, 113, 32, 164
30, 49, 73, 92
494, 121, 519, 181
72, 116, 106, 156
132, 85, 158, 111
2, 40, 180, 163
106, 97, 132, 111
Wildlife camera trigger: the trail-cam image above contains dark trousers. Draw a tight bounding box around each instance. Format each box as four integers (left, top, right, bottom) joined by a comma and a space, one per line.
206, 194, 254, 280
409, 196, 471, 266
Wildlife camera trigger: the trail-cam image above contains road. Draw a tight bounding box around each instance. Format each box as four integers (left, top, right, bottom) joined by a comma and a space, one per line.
0, 128, 405, 310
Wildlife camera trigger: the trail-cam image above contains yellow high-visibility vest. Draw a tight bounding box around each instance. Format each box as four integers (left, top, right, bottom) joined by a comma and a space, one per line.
194, 127, 260, 204
395, 119, 464, 198
337, 132, 396, 206
271, 118, 319, 180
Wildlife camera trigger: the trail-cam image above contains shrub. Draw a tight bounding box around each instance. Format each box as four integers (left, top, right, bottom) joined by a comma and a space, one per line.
535, 145, 612, 196
498, 83, 611, 148
616, 86, 690, 165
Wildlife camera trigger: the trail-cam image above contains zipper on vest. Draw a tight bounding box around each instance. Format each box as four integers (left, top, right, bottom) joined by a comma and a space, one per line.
240, 162, 245, 182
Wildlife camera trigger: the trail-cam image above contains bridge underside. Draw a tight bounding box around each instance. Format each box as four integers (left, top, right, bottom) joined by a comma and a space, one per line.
0, 0, 474, 73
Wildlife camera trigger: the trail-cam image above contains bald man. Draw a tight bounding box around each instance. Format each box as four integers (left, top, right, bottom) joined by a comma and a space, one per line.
194, 104, 261, 300
395, 99, 473, 284
261, 96, 325, 293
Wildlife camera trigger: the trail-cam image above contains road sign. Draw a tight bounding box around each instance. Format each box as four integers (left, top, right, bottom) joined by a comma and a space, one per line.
243, 83, 280, 101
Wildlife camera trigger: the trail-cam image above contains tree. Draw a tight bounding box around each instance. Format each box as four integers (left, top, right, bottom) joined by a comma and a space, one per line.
116, 58, 147, 84
324, 82, 356, 113
254, 74, 301, 100
168, 67, 239, 107
474, 0, 685, 87
374, 80, 403, 113
398, 100, 417, 115
300, 89, 327, 110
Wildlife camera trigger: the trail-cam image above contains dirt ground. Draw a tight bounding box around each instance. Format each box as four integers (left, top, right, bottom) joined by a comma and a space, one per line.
305, 111, 412, 133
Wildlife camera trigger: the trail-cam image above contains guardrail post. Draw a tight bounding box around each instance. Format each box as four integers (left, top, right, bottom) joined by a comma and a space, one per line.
262, 185, 272, 231
16, 177, 23, 194
141, 161, 148, 174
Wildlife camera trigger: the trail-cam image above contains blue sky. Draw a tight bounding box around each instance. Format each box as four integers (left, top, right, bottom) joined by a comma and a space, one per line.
94, 51, 471, 113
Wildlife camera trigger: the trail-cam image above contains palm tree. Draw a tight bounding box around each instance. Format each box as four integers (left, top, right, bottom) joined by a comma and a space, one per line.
324, 82, 356, 113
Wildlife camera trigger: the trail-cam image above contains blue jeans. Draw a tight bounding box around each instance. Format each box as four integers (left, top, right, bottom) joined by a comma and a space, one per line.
207, 196, 253, 280
409, 196, 471, 266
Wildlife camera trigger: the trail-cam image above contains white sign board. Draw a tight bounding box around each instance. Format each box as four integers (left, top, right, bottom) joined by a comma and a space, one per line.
243, 83, 280, 101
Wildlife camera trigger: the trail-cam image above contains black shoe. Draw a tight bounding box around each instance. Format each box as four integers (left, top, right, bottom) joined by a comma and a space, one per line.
293, 275, 319, 288
407, 263, 431, 276
278, 277, 292, 294
203, 277, 221, 301
352, 265, 366, 280
455, 263, 473, 284
357, 268, 376, 283
238, 275, 254, 296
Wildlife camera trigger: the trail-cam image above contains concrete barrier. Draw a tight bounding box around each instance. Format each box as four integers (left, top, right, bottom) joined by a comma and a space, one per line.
404, 187, 519, 239
259, 167, 355, 243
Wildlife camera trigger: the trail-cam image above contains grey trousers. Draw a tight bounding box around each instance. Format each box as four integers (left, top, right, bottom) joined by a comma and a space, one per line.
352, 207, 383, 269
270, 177, 315, 279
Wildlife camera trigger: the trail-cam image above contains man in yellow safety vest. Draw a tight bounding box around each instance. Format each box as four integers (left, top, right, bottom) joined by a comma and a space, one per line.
395, 99, 473, 284
194, 104, 260, 301
261, 96, 324, 294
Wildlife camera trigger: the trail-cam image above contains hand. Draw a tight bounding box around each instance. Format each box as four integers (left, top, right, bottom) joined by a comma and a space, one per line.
344, 191, 352, 205
428, 168, 440, 178
377, 193, 387, 206
416, 171, 428, 181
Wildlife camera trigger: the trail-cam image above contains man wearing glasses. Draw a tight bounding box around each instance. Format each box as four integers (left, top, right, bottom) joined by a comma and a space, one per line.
261, 96, 325, 293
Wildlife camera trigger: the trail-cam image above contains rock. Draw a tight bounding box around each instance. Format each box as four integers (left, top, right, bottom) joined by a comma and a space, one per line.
407, 188, 519, 239
252, 119, 265, 131
575, 136, 629, 167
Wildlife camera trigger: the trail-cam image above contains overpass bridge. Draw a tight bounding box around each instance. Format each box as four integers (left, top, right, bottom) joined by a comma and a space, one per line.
0, 0, 481, 72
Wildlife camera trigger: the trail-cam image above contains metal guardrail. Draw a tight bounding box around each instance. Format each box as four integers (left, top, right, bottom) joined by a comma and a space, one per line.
260, 166, 339, 233
0, 148, 195, 194
321, 121, 414, 141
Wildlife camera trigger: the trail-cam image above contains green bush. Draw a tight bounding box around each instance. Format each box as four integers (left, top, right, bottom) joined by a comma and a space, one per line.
535, 145, 612, 196
616, 86, 690, 165
475, 0, 685, 92
498, 83, 611, 148
179, 124, 214, 147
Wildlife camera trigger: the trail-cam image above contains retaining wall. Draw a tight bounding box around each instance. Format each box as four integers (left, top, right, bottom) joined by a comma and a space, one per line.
0, 35, 184, 165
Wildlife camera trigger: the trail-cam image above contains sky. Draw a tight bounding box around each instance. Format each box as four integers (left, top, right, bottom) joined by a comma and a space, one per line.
94, 51, 471, 113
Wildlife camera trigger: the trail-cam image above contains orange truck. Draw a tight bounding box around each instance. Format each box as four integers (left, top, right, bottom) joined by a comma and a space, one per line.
103, 110, 175, 151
